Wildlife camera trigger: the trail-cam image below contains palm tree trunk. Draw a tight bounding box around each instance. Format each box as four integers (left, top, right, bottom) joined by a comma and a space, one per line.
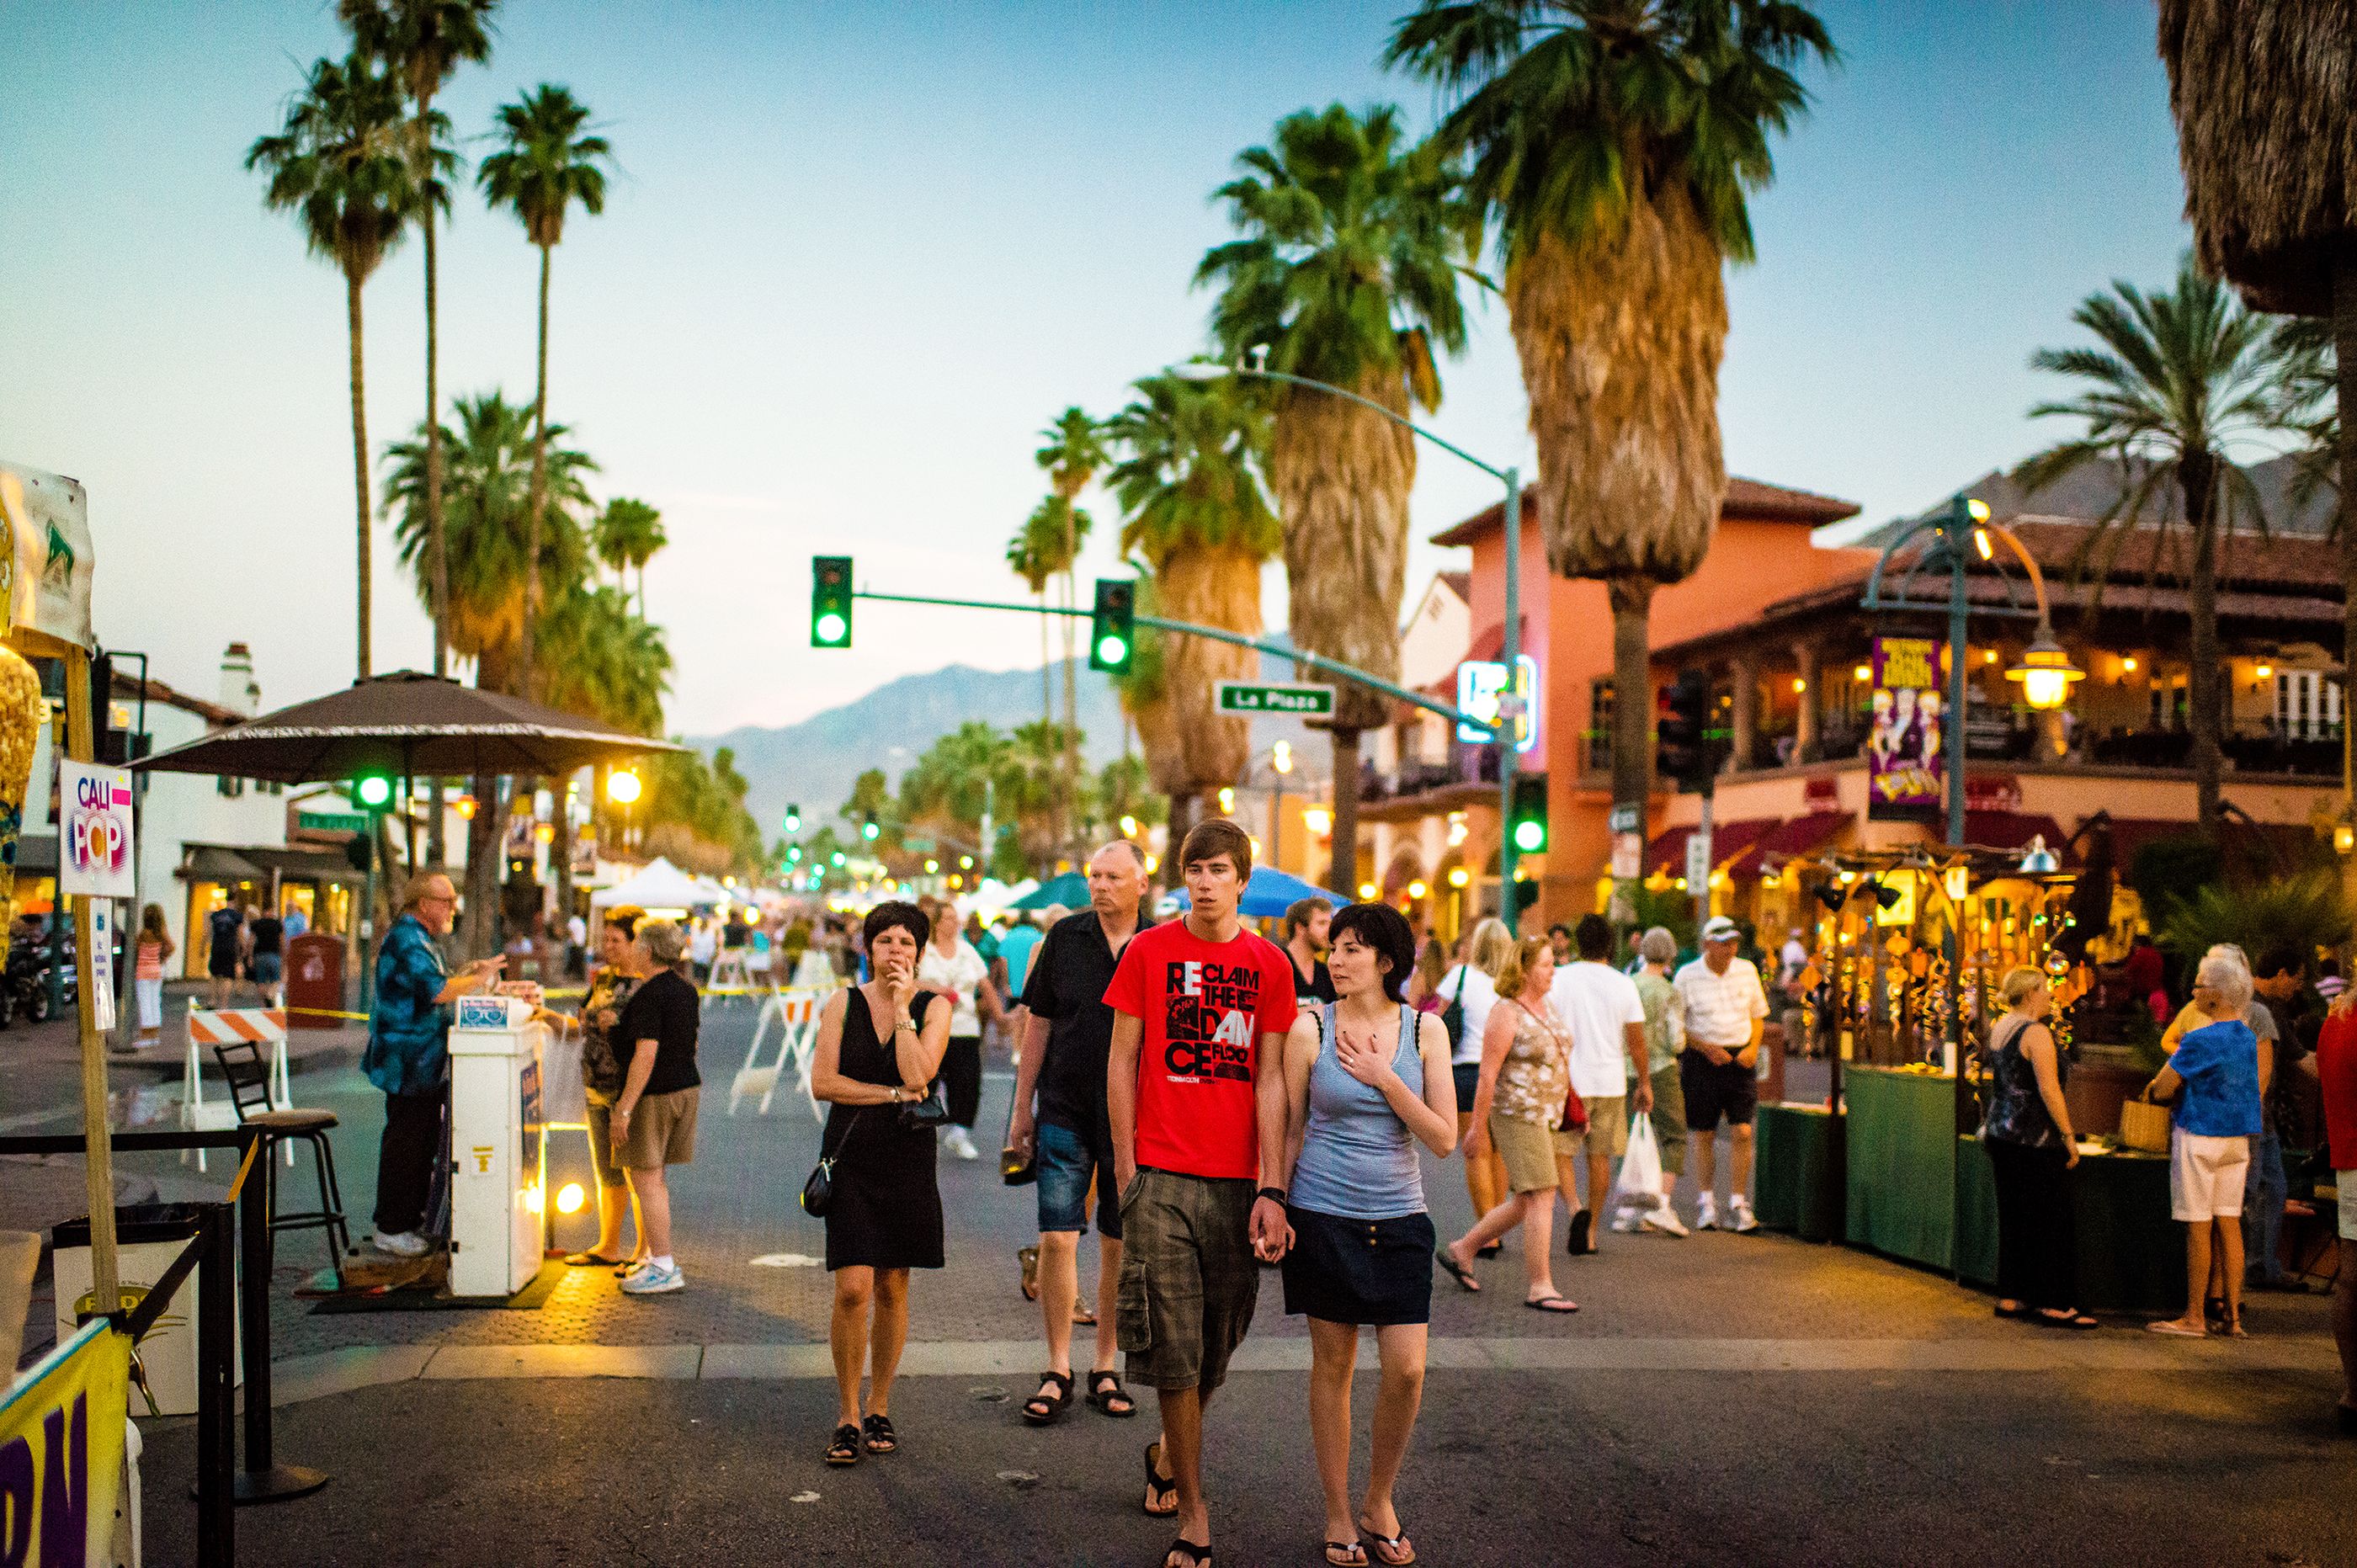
346, 270, 372, 682
462, 773, 499, 956
2182, 449, 2222, 834
1327, 726, 1362, 894
551, 776, 575, 932
2335, 251, 2357, 847
518, 242, 552, 702
1608, 577, 1656, 816
422, 109, 449, 869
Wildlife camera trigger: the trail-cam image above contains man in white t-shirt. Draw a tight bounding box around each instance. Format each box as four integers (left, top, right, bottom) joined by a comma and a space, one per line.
1673, 916, 1770, 1232
1548, 913, 1652, 1257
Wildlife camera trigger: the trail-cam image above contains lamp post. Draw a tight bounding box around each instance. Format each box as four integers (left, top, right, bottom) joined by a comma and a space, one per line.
607, 768, 641, 852
1170, 360, 1526, 928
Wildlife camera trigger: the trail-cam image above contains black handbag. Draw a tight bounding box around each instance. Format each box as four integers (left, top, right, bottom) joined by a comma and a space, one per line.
801, 1109, 861, 1218
901, 1080, 951, 1129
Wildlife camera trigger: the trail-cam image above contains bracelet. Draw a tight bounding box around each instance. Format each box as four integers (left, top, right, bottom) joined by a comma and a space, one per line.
1257, 1185, 1285, 1205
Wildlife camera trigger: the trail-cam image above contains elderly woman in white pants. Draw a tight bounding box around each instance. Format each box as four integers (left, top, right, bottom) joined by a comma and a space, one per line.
2145, 949, 2269, 1339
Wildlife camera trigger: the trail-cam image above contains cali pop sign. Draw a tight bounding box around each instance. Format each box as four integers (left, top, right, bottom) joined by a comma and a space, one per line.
61, 758, 136, 898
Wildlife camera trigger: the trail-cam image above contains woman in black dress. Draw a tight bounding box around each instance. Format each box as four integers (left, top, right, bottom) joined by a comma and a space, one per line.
810, 901, 952, 1466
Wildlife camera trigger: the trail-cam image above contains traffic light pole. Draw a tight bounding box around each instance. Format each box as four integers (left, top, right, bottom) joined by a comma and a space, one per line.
1497, 466, 1523, 932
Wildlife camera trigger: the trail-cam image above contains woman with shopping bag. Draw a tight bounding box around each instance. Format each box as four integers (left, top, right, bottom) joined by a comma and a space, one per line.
1615, 928, 1689, 1236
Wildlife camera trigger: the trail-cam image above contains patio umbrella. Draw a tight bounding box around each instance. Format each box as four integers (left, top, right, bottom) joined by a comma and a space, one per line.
1011, 871, 1089, 912
1166, 866, 1352, 920
133, 670, 681, 783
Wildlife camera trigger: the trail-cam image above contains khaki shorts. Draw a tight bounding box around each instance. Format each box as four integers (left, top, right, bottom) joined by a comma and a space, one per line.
1488, 1114, 1577, 1194
616, 1086, 700, 1171
1116, 1169, 1260, 1392
1562, 1095, 1627, 1161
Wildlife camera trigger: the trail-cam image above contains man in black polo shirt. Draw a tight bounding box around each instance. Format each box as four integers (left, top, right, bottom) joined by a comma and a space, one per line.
1006, 840, 1151, 1427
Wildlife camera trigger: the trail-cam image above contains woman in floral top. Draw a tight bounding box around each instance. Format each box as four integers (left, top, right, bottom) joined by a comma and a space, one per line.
1438, 936, 1581, 1311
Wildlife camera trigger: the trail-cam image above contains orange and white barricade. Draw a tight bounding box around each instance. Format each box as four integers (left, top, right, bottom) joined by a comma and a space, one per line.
729, 989, 822, 1117
181, 1003, 291, 1171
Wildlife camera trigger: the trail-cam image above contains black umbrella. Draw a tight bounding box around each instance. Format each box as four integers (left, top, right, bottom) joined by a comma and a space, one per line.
134, 670, 681, 782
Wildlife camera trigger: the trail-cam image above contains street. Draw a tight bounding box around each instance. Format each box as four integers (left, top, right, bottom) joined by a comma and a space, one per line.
35, 1000, 2341, 1566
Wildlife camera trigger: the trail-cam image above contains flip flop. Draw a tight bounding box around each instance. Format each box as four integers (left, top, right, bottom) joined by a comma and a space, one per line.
2146, 1319, 2206, 1337
1324, 1543, 1368, 1566
564, 1251, 622, 1268
1359, 1518, 1417, 1567
1524, 1294, 1579, 1314
1142, 1440, 1178, 1517
1434, 1247, 1481, 1293
2034, 1309, 2100, 1331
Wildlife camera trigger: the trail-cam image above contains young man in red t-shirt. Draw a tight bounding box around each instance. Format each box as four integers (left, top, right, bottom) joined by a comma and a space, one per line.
2317, 1002, 2357, 1434
1106, 818, 1298, 1568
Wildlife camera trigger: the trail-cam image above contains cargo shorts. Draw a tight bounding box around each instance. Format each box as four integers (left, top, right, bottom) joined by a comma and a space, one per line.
1115, 1168, 1260, 1394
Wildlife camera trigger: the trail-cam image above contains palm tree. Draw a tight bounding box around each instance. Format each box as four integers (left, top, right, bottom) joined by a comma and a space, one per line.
478, 83, 612, 701
537, 581, 670, 912
1388, 1, 1835, 829
247, 52, 425, 682
2157, 3, 2357, 810
1007, 502, 1065, 736
591, 496, 667, 609
1197, 100, 1476, 890
1103, 370, 1282, 839
1035, 407, 1109, 836
2014, 256, 2288, 833
340, 0, 497, 684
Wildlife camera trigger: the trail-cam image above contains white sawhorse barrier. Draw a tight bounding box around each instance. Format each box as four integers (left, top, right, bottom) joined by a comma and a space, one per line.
180, 1003, 293, 1172
727, 988, 824, 1117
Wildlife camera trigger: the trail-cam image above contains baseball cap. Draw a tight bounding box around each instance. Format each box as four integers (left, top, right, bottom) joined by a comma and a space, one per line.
1701, 916, 1740, 943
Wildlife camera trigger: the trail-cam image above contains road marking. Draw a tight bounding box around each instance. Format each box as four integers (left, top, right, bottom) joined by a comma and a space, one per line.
269, 1333, 2340, 1405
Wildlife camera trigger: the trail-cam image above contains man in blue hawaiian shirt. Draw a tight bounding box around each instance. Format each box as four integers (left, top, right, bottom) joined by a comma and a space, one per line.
362, 872, 504, 1257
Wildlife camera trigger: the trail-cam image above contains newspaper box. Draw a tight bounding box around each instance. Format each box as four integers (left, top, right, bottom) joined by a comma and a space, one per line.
448, 993, 548, 1299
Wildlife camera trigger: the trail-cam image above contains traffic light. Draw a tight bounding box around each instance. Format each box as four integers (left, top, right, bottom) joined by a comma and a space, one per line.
811, 555, 853, 648
1655, 669, 1711, 793
354, 773, 393, 810
783, 804, 802, 832
860, 815, 880, 842
1088, 578, 1136, 673
1508, 773, 1549, 855
343, 831, 374, 873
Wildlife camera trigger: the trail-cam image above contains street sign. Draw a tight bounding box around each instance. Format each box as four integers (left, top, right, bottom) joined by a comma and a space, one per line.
1455, 656, 1539, 752
1684, 827, 1713, 890
903, 834, 935, 852
299, 808, 367, 833
1609, 831, 1642, 880
1215, 681, 1334, 716
1608, 804, 1641, 835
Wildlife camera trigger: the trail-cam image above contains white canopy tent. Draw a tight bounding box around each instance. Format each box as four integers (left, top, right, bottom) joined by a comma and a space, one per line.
588, 856, 722, 915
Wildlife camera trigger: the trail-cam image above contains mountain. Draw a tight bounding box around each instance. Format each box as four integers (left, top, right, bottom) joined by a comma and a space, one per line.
691, 654, 1318, 838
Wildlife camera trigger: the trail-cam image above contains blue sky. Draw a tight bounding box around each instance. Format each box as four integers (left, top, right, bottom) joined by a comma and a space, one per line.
0, 1, 2192, 734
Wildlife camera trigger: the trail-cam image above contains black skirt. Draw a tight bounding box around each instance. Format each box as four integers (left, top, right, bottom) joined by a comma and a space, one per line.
1281, 1205, 1436, 1326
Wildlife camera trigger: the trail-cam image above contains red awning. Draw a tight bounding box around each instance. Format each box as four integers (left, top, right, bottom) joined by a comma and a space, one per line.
1725, 810, 1853, 878
1962, 811, 2072, 856
1645, 816, 1777, 876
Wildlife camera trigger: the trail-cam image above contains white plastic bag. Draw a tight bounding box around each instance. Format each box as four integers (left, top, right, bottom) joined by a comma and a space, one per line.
1612, 1112, 1663, 1212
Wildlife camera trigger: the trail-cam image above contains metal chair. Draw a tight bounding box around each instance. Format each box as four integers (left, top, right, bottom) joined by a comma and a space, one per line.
212, 1039, 352, 1281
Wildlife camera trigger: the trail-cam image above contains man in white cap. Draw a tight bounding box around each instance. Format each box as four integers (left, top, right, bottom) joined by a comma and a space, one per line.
1673, 915, 1769, 1232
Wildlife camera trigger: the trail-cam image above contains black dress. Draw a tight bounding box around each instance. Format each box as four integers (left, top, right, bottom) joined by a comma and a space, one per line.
821, 987, 945, 1273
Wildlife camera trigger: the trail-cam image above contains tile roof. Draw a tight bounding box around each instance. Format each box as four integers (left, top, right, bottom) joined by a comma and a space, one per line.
1429, 476, 1860, 546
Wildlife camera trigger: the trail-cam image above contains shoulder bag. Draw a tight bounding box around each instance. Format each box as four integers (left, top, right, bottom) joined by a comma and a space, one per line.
1439, 967, 1469, 1052
801, 1108, 860, 1218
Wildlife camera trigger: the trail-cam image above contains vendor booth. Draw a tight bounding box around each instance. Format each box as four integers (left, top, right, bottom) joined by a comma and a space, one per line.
1753, 842, 2185, 1314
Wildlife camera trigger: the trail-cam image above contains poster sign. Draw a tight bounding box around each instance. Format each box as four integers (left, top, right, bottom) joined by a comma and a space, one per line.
1867, 635, 1948, 821
1455, 656, 1539, 752
0, 461, 98, 655
0, 1318, 131, 1568
1609, 831, 1642, 880
57, 759, 134, 899
1684, 827, 1713, 890
88, 903, 114, 1033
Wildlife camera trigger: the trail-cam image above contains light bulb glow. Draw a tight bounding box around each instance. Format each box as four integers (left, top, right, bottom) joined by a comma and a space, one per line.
355, 775, 392, 808
1512, 819, 1546, 853
1407, 880, 1429, 899
556, 1182, 586, 1215
1097, 635, 1128, 666
2019, 667, 2072, 710
606, 771, 642, 805
1447, 867, 1470, 889
815, 611, 849, 645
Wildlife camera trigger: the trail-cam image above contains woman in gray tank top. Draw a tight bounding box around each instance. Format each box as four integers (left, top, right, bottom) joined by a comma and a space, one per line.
1271, 904, 1458, 1568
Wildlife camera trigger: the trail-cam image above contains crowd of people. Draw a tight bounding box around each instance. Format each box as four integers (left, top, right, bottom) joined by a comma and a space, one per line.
351, 821, 2357, 1565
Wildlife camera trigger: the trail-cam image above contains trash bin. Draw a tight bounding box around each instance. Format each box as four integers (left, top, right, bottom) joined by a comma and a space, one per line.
51, 1204, 237, 1416
285, 931, 344, 1031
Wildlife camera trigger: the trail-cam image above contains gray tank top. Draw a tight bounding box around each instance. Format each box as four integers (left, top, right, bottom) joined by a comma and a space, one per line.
1289, 1002, 1428, 1220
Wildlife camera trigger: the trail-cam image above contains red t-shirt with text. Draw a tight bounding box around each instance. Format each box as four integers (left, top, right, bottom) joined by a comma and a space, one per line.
1104, 921, 1299, 1180
2318, 1007, 2357, 1171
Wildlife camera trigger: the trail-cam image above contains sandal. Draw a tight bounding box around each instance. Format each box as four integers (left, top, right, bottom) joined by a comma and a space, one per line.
564, 1251, 622, 1268
2034, 1309, 2100, 1331
1087, 1370, 1136, 1418
1022, 1370, 1073, 1427
1325, 1542, 1369, 1566
1524, 1294, 1579, 1314
861, 1412, 897, 1454
1359, 1518, 1417, 1566
1993, 1300, 2031, 1320
824, 1422, 862, 1466
1434, 1246, 1481, 1293
1141, 1440, 1178, 1517
1163, 1539, 1211, 1567
2147, 1318, 2206, 1337
1019, 1243, 1040, 1302
1074, 1299, 1098, 1326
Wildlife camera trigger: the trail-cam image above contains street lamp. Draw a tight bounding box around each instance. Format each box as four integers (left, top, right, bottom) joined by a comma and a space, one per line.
606, 768, 641, 850
1170, 358, 1530, 929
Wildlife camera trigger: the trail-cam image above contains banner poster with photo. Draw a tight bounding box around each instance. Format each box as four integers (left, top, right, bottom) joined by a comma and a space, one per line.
1868, 634, 1948, 821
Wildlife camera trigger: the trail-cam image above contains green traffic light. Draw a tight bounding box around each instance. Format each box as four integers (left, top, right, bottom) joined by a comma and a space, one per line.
1097, 634, 1129, 667
1513, 818, 1546, 853
831, 851, 846, 867
815, 611, 848, 646
356, 775, 392, 809
861, 821, 880, 841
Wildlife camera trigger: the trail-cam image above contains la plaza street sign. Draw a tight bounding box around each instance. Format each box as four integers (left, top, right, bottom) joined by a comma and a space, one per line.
1215, 681, 1334, 716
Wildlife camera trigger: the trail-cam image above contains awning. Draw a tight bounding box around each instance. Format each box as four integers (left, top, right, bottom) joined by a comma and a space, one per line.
13, 833, 56, 877
179, 844, 269, 884
1962, 811, 2072, 856
241, 846, 367, 886
1645, 816, 1776, 876
1724, 811, 1853, 878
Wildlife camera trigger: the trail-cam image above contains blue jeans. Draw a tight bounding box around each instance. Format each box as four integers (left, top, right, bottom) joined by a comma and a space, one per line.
2241, 1129, 2288, 1283
1036, 1119, 1120, 1240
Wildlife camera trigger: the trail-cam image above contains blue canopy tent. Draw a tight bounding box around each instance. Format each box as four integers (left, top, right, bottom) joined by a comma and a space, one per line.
1010, 871, 1089, 912
1165, 866, 1353, 920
